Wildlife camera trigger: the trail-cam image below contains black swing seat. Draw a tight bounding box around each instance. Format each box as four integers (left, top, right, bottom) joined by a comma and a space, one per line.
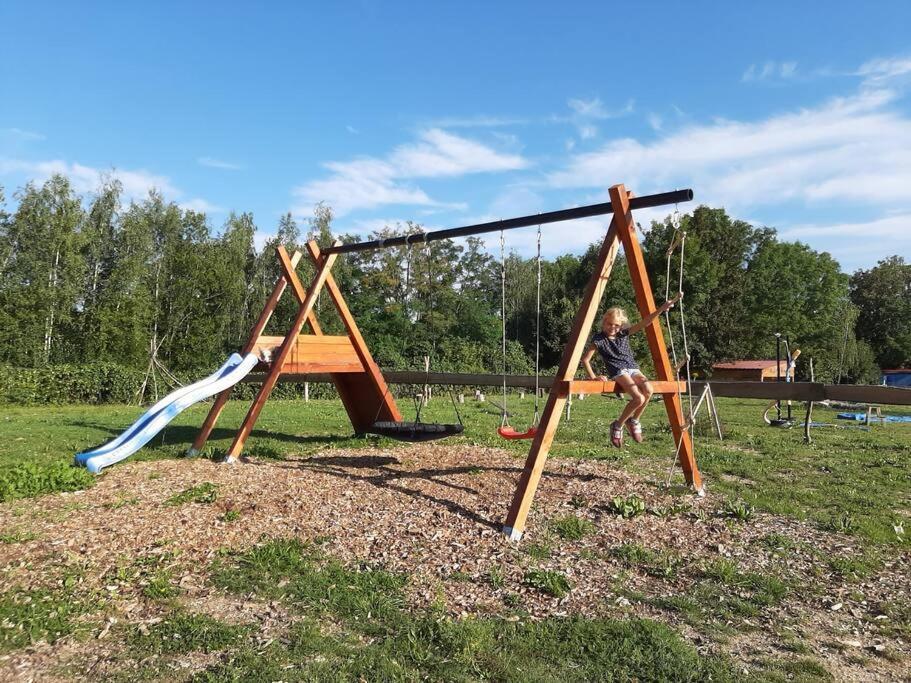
367, 421, 464, 442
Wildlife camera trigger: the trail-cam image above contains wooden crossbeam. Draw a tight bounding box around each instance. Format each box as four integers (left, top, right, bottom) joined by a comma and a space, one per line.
251, 334, 365, 374
237, 372, 911, 407
562, 380, 686, 396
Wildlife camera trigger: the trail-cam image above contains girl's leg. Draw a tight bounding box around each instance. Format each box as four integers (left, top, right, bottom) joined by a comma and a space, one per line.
614, 373, 646, 426
631, 375, 654, 420
609, 373, 643, 447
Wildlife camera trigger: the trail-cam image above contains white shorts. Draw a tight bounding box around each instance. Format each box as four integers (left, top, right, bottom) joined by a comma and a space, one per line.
611, 368, 645, 380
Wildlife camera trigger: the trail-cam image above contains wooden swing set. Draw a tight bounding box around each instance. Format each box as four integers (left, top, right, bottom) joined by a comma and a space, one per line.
191, 184, 702, 541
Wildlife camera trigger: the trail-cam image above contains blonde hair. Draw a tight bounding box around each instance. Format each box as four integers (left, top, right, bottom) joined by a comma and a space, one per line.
603, 307, 629, 325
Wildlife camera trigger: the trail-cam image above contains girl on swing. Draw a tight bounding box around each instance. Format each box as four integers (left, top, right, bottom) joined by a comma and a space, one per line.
582, 293, 682, 447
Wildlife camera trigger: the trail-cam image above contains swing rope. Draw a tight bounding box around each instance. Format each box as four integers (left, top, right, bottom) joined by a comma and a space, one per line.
500, 230, 509, 429
663, 206, 696, 485
532, 224, 542, 426
497, 226, 541, 440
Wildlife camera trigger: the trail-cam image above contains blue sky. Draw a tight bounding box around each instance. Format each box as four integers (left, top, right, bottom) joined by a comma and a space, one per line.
1, 1, 910, 271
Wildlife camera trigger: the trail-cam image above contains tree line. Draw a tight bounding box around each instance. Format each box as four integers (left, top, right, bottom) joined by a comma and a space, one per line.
0, 174, 907, 397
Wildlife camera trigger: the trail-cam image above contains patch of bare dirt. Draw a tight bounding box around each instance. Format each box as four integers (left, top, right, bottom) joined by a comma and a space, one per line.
1, 445, 908, 681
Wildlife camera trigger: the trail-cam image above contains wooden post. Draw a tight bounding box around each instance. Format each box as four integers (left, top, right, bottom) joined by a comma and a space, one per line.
225, 241, 340, 461
609, 185, 702, 492
503, 220, 621, 540
423, 356, 430, 405
304, 382, 309, 403
188, 248, 307, 455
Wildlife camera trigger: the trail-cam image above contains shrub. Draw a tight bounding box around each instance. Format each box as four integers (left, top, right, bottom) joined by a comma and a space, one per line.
607, 494, 646, 519
0, 461, 95, 502
523, 569, 571, 598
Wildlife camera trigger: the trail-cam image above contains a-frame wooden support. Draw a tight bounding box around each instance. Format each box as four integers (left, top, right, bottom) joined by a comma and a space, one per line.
190, 240, 401, 461
503, 184, 703, 540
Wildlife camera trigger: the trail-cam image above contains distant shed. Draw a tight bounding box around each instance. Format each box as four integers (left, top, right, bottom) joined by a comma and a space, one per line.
711, 360, 790, 382
882, 368, 911, 388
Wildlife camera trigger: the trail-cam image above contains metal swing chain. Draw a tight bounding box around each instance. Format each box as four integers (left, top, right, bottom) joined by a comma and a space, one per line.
500, 229, 509, 428
533, 224, 542, 425
417, 239, 438, 425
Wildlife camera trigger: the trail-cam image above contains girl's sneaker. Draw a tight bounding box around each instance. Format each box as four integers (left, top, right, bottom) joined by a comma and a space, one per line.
610, 421, 624, 448
626, 418, 643, 443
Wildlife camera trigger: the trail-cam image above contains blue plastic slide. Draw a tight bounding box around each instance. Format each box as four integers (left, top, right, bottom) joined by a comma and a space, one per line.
75, 352, 259, 473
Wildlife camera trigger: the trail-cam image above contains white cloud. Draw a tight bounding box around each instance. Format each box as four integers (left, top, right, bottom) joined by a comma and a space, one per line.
857, 55, 911, 86
1, 128, 46, 141
0, 158, 180, 199
547, 87, 911, 211
647, 113, 663, 131
780, 213, 911, 240
567, 97, 633, 119
578, 124, 598, 140
346, 125, 359, 134
742, 60, 798, 83
198, 156, 242, 170
0, 158, 223, 213
558, 97, 634, 144
293, 128, 528, 216
391, 129, 527, 177
180, 198, 225, 213
429, 115, 529, 128
779, 213, 911, 271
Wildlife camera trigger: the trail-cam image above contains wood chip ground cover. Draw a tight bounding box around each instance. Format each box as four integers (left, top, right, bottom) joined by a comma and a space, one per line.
0, 444, 908, 681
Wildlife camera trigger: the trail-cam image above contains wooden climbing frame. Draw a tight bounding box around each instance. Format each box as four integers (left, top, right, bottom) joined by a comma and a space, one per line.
502, 184, 702, 540
192, 184, 702, 541
190, 240, 401, 461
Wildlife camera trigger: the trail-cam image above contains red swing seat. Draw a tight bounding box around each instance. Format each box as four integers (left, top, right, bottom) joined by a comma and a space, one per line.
497, 425, 538, 440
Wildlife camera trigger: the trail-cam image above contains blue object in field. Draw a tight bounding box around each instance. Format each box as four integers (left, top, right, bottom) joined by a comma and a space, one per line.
836, 412, 911, 424
882, 371, 911, 387
75, 352, 259, 473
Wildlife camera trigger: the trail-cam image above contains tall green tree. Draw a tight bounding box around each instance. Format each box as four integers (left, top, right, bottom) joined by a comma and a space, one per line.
850, 256, 911, 369
78, 178, 123, 361
643, 207, 773, 374
742, 240, 850, 379
0, 176, 85, 366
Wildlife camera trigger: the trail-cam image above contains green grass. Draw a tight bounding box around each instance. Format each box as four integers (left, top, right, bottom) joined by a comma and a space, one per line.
523, 568, 572, 598
164, 482, 218, 506
0, 586, 97, 653
129, 611, 250, 656
0, 459, 95, 502
0, 528, 38, 544
1, 396, 908, 545
197, 537, 737, 681
613, 542, 683, 579
828, 553, 883, 582
550, 514, 596, 540
524, 541, 552, 560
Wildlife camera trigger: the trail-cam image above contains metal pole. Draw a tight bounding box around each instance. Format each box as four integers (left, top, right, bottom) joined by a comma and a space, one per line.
324, 189, 694, 255
775, 334, 782, 421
